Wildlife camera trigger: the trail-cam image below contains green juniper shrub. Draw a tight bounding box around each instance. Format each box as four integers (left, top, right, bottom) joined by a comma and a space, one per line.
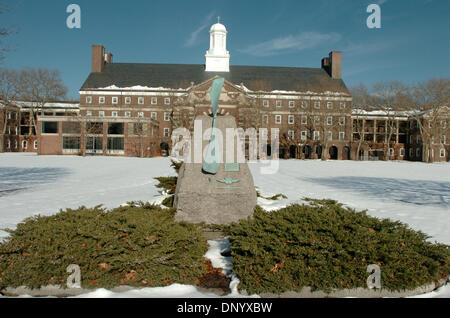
256, 190, 287, 201
154, 160, 181, 208
227, 199, 450, 294
0, 204, 207, 290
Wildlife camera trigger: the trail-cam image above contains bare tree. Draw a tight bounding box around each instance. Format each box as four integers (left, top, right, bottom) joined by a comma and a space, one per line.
0, 0, 18, 62
17, 68, 68, 135
408, 78, 450, 162
371, 81, 408, 161
0, 68, 19, 151
350, 83, 371, 160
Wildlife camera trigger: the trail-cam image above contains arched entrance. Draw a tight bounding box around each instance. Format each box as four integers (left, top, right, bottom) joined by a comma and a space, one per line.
289, 145, 296, 159
160, 142, 169, 157
342, 146, 350, 160
329, 146, 338, 160
315, 145, 322, 159
303, 145, 311, 159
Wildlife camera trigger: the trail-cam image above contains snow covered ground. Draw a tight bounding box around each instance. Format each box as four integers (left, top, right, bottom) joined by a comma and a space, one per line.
0, 153, 448, 298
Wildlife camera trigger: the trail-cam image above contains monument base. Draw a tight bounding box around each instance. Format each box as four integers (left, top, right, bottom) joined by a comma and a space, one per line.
174, 162, 257, 225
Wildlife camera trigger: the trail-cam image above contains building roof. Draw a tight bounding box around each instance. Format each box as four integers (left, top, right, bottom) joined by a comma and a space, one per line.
80, 63, 350, 95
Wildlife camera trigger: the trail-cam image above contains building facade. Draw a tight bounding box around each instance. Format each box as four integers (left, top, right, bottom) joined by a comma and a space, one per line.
2, 21, 448, 162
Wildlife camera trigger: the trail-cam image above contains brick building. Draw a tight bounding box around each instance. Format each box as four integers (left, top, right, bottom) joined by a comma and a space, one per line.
3, 21, 448, 161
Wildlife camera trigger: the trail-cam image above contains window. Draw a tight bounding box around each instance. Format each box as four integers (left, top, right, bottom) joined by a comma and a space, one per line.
400, 148, 405, 157
288, 130, 294, 139
112, 97, 118, 104
86, 122, 103, 135
276, 100, 282, 107
164, 112, 170, 121
42, 122, 58, 134
138, 112, 144, 118
275, 115, 282, 124
99, 96, 105, 104
138, 97, 144, 105
339, 117, 345, 126
108, 123, 124, 135
164, 128, 170, 137
63, 136, 80, 150
327, 131, 332, 141
288, 115, 294, 124
22, 140, 27, 149
34, 140, 38, 149
440, 148, 446, 158
86, 96, 92, 104
314, 102, 320, 109
99, 111, 105, 117
107, 137, 124, 151
262, 115, 268, 124
112, 111, 118, 117
389, 148, 395, 157
151, 112, 157, 120
340, 102, 346, 109
327, 116, 332, 125
301, 116, 307, 124
263, 100, 269, 107
125, 97, 131, 104
86, 111, 92, 116
62, 122, 81, 134
164, 98, 170, 105
86, 137, 102, 151
327, 102, 333, 109
339, 132, 345, 141
313, 131, 319, 141
289, 101, 295, 108
125, 111, 131, 117
151, 97, 157, 105
301, 131, 307, 141
301, 101, 308, 108
129, 123, 147, 136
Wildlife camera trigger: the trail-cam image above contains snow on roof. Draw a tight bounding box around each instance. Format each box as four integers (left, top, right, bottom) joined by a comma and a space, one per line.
12, 101, 79, 109
99, 85, 188, 91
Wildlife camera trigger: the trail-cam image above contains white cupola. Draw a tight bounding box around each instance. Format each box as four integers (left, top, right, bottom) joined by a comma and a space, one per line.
205, 17, 230, 72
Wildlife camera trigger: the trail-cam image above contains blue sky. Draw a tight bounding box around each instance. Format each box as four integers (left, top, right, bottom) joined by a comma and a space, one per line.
1, 0, 449, 99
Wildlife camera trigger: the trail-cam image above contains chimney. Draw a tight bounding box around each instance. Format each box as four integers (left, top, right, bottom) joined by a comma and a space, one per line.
329, 51, 342, 79
92, 45, 105, 73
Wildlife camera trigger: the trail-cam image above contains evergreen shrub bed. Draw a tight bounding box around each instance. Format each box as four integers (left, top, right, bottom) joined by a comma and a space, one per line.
0, 202, 207, 290
227, 199, 450, 294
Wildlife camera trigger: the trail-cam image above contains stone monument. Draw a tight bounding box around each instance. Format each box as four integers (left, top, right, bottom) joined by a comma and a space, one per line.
174, 78, 257, 224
